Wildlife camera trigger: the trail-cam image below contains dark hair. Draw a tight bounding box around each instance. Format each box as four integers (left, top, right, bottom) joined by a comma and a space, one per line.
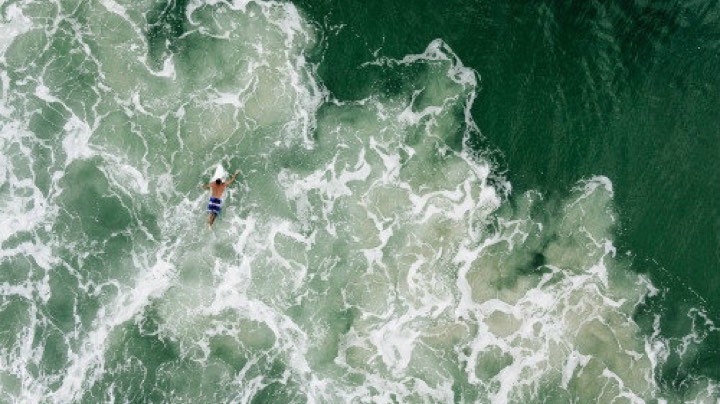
215, 178, 222, 185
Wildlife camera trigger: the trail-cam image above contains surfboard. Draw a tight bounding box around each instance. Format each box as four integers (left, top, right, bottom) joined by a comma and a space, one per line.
212, 164, 227, 182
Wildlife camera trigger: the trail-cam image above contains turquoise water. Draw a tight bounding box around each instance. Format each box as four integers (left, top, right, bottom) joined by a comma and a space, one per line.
0, 0, 718, 402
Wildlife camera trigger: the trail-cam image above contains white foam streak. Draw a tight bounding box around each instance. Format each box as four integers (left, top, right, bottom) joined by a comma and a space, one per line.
61, 116, 94, 164
364, 39, 477, 88
51, 253, 174, 403
1, 0, 717, 402
279, 146, 372, 235
562, 350, 592, 388
0, 4, 32, 56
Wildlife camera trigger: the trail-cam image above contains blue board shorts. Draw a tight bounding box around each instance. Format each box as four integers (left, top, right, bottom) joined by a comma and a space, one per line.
208, 197, 222, 215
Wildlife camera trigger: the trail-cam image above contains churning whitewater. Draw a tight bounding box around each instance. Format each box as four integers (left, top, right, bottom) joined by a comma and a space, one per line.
0, 0, 717, 402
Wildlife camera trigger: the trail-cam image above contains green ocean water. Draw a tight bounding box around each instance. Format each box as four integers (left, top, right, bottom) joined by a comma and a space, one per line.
0, 0, 718, 402
296, 0, 720, 315
295, 0, 720, 389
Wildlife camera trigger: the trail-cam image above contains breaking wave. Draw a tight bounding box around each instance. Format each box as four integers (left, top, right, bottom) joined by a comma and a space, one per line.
0, 0, 717, 402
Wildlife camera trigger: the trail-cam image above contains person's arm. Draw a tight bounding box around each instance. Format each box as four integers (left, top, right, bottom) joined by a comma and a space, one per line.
226, 170, 240, 185
199, 182, 210, 189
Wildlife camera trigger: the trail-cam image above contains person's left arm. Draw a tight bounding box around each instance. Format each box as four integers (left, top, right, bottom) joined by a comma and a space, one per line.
226, 170, 241, 185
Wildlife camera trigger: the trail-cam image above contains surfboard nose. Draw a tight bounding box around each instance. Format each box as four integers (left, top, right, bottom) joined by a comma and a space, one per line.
212, 164, 227, 181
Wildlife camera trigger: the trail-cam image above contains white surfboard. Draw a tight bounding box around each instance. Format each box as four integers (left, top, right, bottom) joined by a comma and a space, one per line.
212, 164, 227, 182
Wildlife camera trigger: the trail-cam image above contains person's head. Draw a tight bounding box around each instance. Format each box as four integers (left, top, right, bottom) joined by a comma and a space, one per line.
215, 178, 223, 185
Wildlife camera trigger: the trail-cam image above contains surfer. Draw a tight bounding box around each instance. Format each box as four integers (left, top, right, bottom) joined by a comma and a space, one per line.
201, 170, 240, 228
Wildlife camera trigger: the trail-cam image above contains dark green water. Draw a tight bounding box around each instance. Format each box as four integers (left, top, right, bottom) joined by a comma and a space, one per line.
295, 0, 720, 317
1, 0, 718, 401
297, 0, 720, 381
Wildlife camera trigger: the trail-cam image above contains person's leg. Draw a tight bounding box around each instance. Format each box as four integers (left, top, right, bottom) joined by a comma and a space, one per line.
207, 198, 221, 228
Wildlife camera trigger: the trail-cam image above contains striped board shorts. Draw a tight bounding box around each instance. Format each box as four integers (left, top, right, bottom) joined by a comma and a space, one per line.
208, 197, 222, 215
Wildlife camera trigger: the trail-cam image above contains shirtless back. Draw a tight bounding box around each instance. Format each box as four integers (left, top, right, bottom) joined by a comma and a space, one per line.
209, 182, 229, 198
